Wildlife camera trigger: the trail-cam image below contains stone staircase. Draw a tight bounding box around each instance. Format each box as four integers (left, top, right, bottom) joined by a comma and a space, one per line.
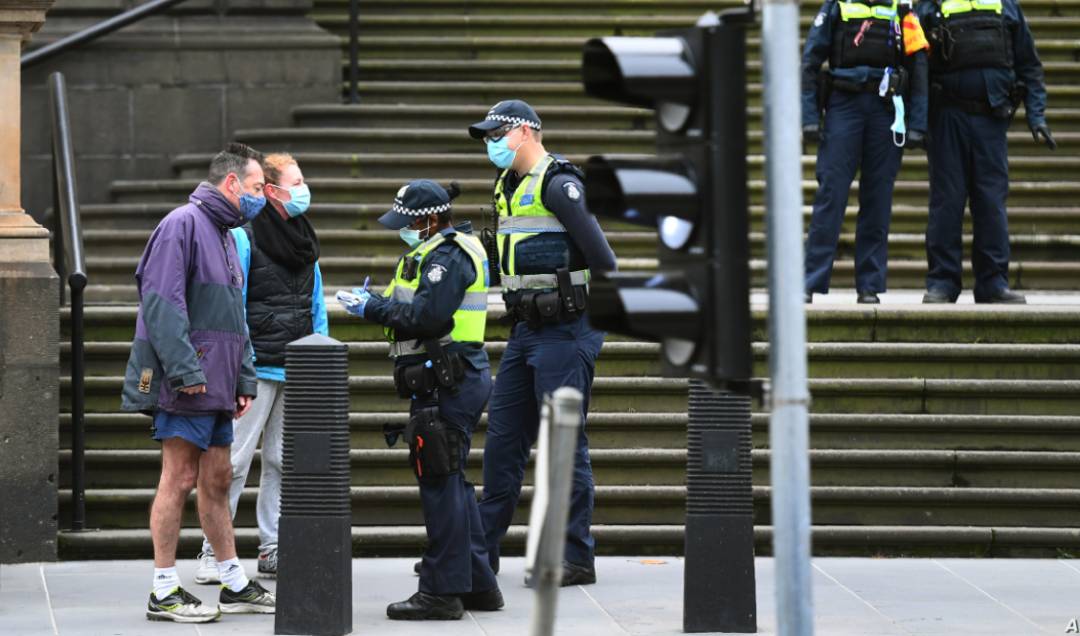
57, 0, 1080, 558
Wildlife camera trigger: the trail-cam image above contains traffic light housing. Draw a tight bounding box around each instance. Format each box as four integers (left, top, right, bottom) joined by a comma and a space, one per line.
582, 9, 754, 385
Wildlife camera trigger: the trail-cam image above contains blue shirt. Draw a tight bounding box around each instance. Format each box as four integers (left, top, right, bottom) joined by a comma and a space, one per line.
231, 226, 329, 382
915, 0, 1047, 127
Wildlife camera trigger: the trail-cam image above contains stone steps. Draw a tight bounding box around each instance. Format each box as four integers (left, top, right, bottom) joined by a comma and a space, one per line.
63, 341, 1080, 380
327, 35, 1080, 62
65, 375, 1080, 415
76, 228, 1080, 264
286, 104, 1080, 132
311, 0, 1080, 17
108, 176, 1080, 206
75, 256, 1080, 295
335, 58, 1080, 85
58, 412, 1080, 453
60, 524, 1080, 559
55, 484, 1080, 530
63, 304, 1080, 344
74, 202, 1080, 235
57, 448, 1080, 489
169, 148, 1080, 180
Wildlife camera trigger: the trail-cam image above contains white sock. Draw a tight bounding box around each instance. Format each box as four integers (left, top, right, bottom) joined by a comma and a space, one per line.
152, 567, 181, 601
217, 557, 249, 593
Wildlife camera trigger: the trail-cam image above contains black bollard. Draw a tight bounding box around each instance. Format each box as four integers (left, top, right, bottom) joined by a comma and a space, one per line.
683, 379, 757, 633
275, 334, 352, 636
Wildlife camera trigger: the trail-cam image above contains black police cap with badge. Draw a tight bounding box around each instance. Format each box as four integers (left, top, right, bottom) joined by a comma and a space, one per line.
377, 179, 461, 231
468, 99, 543, 139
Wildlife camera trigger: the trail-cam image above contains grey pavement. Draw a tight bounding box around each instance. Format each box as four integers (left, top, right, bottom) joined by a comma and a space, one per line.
4, 557, 1080, 635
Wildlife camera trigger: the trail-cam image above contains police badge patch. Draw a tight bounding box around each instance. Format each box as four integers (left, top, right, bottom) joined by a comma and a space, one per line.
563, 182, 582, 201
814, 11, 825, 26
427, 264, 447, 283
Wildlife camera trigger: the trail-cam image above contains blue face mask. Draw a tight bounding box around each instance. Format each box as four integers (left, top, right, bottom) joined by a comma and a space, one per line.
239, 193, 266, 221
487, 136, 518, 170
283, 184, 311, 217
399, 227, 423, 248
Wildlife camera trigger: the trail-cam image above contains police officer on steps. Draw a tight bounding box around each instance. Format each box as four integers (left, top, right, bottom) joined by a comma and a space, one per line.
802, 0, 931, 304
336, 180, 503, 620
467, 100, 616, 586
916, 0, 1054, 303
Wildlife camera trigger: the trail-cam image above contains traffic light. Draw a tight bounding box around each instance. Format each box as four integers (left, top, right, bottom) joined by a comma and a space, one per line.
582, 9, 754, 385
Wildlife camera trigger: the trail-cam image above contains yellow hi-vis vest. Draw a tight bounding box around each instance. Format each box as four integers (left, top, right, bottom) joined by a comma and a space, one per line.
382, 230, 489, 358
940, 0, 1002, 18
493, 154, 590, 291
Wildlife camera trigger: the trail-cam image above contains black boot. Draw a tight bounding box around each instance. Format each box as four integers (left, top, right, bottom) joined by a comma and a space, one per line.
856, 291, 880, 304
461, 587, 504, 611
526, 561, 597, 588
976, 288, 1026, 304
922, 288, 956, 304
386, 592, 464, 621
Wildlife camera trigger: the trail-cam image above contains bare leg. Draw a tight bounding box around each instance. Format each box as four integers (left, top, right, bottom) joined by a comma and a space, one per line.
199, 444, 238, 561
151, 438, 202, 568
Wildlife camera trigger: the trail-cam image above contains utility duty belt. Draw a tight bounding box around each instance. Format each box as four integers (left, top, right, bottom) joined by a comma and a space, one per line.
505, 267, 588, 329
829, 66, 908, 97
391, 338, 466, 398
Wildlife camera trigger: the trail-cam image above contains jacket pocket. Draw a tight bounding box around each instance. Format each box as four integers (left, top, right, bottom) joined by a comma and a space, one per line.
167, 336, 240, 414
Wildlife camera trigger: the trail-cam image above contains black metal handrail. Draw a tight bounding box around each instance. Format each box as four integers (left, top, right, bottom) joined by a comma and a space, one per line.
348, 0, 360, 103
21, 0, 190, 69
49, 72, 88, 532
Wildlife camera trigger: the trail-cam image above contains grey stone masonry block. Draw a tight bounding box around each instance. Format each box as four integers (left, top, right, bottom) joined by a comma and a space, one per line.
0, 261, 59, 563
177, 50, 227, 84
68, 88, 132, 155
133, 85, 225, 153
20, 87, 50, 158
74, 156, 140, 203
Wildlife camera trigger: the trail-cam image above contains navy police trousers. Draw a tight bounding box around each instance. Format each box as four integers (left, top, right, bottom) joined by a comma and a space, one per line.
805, 90, 904, 295
413, 365, 499, 596
479, 315, 604, 570
926, 105, 1012, 301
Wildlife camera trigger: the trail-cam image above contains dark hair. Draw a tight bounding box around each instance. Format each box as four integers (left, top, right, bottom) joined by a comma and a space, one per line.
207, 142, 264, 186
437, 181, 461, 224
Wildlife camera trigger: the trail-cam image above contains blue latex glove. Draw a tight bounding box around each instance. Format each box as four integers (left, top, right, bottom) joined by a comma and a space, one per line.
336, 282, 371, 318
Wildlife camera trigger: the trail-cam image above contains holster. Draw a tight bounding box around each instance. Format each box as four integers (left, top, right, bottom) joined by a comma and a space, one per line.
392, 340, 466, 399
405, 406, 462, 481
931, 80, 1019, 120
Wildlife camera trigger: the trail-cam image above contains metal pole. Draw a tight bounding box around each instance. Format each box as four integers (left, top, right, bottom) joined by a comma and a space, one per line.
69, 280, 86, 531
529, 387, 584, 636
761, 0, 814, 633
348, 0, 360, 104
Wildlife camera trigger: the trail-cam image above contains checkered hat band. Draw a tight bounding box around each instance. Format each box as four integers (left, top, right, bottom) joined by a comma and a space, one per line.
486, 113, 541, 129
392, 200, 452, 216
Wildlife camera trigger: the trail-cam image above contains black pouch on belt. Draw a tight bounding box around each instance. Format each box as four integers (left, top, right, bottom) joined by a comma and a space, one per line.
405, 406, 461, 480
393, 362, 437, 399
556, 267, 587, 315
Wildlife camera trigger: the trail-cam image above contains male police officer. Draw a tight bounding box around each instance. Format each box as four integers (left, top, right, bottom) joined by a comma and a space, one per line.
337, 180, 502, 620
803, 0, 930, 303
916, 0, 1053, 303
468, 100, 616, 586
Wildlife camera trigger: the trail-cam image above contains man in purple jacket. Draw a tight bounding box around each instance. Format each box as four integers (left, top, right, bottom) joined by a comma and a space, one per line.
121, 143, 276, 623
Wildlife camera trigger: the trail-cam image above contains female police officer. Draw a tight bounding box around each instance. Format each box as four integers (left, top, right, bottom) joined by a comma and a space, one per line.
336, 180, 502, 620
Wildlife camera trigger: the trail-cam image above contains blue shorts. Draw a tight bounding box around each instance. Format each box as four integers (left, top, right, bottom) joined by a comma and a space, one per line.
152, 411, 234, 450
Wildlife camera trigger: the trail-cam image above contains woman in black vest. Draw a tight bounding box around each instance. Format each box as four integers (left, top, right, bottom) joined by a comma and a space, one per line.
195, 153, 328, 583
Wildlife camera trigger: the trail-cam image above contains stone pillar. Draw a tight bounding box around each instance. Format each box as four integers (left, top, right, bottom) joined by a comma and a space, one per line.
0, 0, 59, 563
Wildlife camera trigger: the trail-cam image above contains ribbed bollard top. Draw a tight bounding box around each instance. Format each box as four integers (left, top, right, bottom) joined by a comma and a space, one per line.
281, 334, 351, 519
686, 379, 753, 517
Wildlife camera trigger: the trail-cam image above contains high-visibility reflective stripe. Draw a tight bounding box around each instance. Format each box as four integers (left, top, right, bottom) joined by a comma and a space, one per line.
839, 0, 897, 21
941, 0, 1001, 17
497, 215, 568, 234
391, 288, 488, 306
500, 269, 590, 291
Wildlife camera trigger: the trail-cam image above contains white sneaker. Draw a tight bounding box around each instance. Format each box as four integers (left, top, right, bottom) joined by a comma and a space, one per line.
146, 587, 220, 623
219, 580, 276, 614
194, 551, 219, 585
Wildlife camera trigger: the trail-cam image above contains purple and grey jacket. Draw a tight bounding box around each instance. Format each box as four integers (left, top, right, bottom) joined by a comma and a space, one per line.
121, 182, 258, 415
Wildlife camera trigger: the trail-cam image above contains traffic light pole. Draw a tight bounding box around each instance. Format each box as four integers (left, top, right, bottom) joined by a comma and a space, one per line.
761, 0, 814, 634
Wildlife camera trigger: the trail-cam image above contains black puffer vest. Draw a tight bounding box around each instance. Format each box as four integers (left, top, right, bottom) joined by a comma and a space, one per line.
243, 224, 316, 367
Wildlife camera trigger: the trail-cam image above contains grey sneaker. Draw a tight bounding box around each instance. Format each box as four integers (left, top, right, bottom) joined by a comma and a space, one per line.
146, 586, 220, 623
194, 551, 219, 585
257, 547, 278, 578
219, 579, 276, 614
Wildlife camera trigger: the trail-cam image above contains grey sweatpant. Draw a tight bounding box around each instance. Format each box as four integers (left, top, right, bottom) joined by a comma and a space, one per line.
202, 378, 284, 555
